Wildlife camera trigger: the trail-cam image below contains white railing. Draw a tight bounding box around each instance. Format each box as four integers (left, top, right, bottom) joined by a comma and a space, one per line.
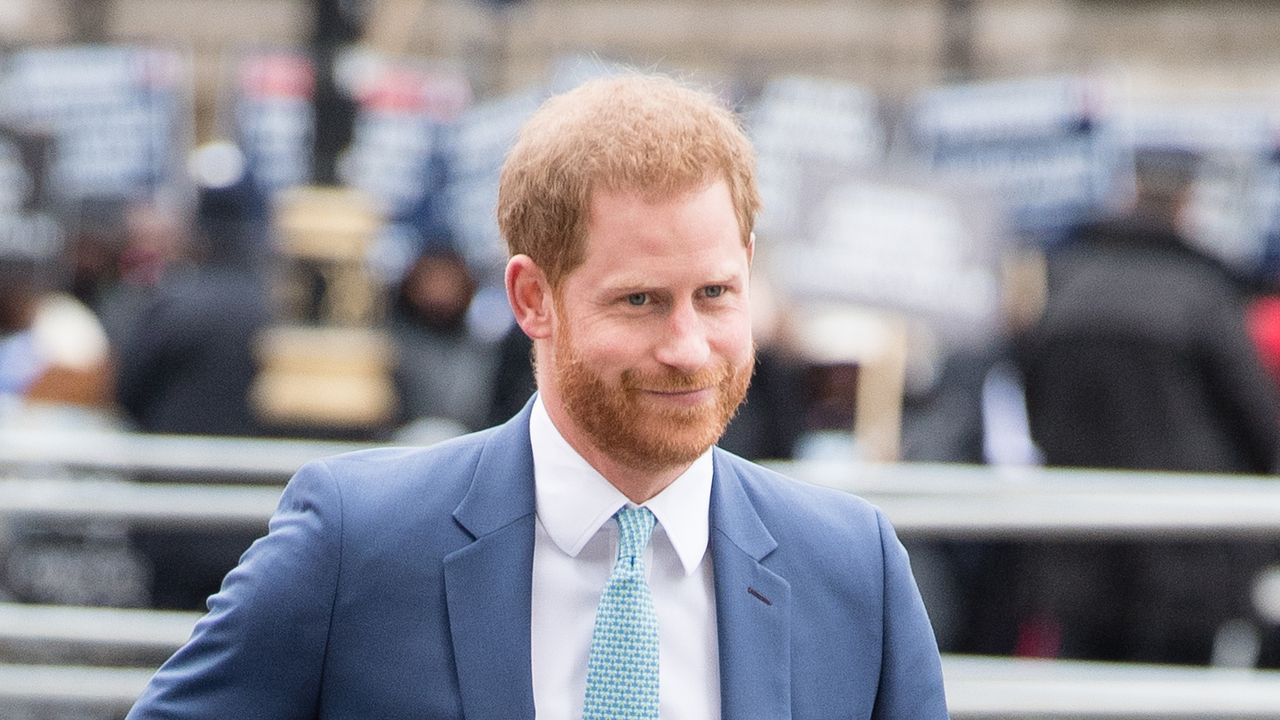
942, 655, 1280, 718
4, 429, 1280, 538
2, 424, 1280, 718
0, 476, 280, 530
0, 603, 1277, 718
4, 470, 1280, 538
0, 428, 369, 482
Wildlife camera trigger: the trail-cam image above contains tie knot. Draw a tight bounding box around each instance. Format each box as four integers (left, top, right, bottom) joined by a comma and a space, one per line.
614, 506, 656, 560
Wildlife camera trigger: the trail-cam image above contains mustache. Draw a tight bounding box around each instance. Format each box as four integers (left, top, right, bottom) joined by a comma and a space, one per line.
620, 364, 734, 393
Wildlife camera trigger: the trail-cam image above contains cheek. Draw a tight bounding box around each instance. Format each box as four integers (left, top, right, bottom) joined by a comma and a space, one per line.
709, 313, 755, 363
568, 323, 648, 371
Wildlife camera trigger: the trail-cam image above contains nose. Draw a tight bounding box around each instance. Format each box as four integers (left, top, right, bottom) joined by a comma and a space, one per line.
653, 299, 711, 372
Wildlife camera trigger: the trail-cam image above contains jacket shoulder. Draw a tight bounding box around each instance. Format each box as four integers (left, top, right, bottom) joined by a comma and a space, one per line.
302, 427, 502, 522
716, 449, 884, 533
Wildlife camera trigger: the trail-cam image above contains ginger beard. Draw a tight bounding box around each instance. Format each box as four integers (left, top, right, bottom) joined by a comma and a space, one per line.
552, 320, 754, 473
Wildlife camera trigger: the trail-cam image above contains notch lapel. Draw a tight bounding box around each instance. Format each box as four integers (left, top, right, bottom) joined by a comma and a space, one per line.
710, 451, 792, 720
443, 407, 538, 720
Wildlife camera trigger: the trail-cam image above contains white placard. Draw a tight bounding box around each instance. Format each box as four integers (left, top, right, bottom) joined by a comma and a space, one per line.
908, 76, 1122, 235
444, 88, 543, 280
750, 76, 884, 241
0, 44, 192, 203
777, 173, 1005, 344
341, 57, 470, 219
236, 51, 315, 195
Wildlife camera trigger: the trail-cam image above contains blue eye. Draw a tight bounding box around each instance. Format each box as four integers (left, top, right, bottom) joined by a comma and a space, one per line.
626, 293, 648, 306
703, 285, 725, 298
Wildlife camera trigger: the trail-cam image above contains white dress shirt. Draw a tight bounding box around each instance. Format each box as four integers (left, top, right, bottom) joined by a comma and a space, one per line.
529, 396, 721, 719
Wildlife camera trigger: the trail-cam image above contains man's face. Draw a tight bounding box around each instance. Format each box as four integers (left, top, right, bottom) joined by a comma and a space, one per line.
546, 179, 755, 473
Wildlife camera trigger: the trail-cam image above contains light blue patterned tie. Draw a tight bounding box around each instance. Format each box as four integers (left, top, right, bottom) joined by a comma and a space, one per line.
582, 506, 659, 720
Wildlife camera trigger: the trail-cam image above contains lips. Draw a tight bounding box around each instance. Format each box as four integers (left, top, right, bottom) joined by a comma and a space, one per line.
643, 386, 712, 395
624, 367, 726, 395
645, 386, 712, 399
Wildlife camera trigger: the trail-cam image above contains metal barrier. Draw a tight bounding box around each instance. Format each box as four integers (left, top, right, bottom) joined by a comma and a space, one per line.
0, 603, 198, 654
942, 655, 1280, 718
3, 656, 1277, 719
0, 604, 199, 670
3, 471, 1280, 538
0, 428, 369, 482
0, 663, 154, 714
4, 427, 1278, 537
0, 602, 1277, 719
4, 431, 1280, 716
0, 477, 280, 531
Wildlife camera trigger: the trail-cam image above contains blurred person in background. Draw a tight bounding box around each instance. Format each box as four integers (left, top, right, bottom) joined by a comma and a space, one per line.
1021, 147, 1280, 474
1014, 147, 1280, 665
391, 243, 500, 437
65, 197, 131, 326
114, 162, 272, 611
94, 201, 188, 348
0, 263, 112, 412
0, 184, 114, 417
113, 178, 270, 438
1248, 293, 1280, 395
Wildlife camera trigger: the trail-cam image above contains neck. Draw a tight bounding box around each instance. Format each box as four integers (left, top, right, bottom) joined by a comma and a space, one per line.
586, 452, 686, 505
540, 391, 689, 504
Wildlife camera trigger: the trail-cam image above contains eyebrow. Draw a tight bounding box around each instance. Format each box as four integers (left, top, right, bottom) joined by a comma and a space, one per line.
600, 269, 746, 293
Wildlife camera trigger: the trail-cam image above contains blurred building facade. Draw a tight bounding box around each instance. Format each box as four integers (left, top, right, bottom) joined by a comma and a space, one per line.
7, 0, 1280, 143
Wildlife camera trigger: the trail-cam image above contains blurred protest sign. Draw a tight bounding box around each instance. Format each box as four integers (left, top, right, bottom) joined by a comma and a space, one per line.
443, 87, 542, 284
1182, 151, 1280, 280
748, 75, 886, 242
905, 76, 1125, 239
340, 53, 470, 220
0, 44, 192, 205
1260, 159, 1280, 281
774, 169, 1007, 347
234, 50, 314, 196
0, 125, 60, 280
1115, 99, 1279, 157
772, 171, 1008, 462
338, 53, 470, 283
1208, 148, 1280, 282
1115, 98, 1280, 282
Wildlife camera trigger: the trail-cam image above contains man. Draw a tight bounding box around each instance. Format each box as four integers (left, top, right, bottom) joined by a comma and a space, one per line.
1021, 148, 1280, 475
1016, 147, 1280, 664
128, 74, 947, 719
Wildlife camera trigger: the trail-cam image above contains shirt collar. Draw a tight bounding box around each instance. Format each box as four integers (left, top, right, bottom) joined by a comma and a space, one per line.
530, 394, 712, 576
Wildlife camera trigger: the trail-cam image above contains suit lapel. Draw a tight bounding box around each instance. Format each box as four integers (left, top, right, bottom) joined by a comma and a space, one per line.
443, 406, 538, 720
711, 451, 792, 720
440, 410, 795, 719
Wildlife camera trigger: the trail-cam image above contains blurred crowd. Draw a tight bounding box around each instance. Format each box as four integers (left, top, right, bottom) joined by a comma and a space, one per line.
9, 141, 1276, 466
0, 177, 816, 459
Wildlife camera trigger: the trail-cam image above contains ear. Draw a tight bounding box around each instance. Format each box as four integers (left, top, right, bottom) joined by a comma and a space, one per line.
505, 254, 554, 340
746, 231, 756, 266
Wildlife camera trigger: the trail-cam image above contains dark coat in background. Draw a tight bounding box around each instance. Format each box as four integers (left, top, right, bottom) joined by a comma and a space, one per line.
1019, 216, 1280, 475
1013, 215, 1280, 665
115, 265, 269, 437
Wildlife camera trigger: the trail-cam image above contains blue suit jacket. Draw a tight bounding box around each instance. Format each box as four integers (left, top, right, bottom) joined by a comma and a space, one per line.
128, 403, 947, 719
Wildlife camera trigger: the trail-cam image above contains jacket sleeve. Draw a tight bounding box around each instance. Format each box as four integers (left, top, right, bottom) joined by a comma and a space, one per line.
126, 459, 344, 719
871, 509, 949, 719
1202, 294, 1280, 473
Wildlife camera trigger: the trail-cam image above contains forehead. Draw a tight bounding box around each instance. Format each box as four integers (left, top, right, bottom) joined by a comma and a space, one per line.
573, 180, 746, 284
